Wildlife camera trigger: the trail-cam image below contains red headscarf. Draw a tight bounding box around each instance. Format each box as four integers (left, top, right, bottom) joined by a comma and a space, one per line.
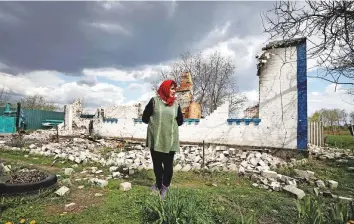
157, 80, 177, 106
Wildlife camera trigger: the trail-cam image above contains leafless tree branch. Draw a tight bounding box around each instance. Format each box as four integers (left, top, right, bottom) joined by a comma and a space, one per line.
262, 0, 354, 86
151, 51, 246, 116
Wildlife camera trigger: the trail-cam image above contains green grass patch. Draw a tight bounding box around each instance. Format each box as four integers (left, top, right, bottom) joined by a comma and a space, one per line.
326, 134, 354, 150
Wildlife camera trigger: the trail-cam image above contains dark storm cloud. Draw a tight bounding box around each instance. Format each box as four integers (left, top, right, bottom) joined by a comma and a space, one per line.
0, 1, 274, 75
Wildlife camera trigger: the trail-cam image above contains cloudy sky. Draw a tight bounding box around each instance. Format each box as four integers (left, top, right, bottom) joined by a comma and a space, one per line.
0, 1, 352, 115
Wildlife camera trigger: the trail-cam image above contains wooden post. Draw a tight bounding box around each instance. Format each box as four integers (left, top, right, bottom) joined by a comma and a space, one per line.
56, 125, 59, 143
202, 140, 205, 168
16, 103, 21, 133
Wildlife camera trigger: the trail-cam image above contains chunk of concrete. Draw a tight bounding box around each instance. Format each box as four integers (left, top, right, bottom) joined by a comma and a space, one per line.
55, 186, 70, 196
270, 181, 281, 191
91, 178, 108, 187
283, 185, 306, 200
109, 166, 119, 172
174, 164, 182, 171
261, 170, 278, 179
294, 169, 315, 179
327, 180, 338, 189
315, 180, 326, 188
64, 168, 74, 176
64, 203, 76, 211
313, 187, 319, 197
120, 182, 132, 191
112, 171, 121, 178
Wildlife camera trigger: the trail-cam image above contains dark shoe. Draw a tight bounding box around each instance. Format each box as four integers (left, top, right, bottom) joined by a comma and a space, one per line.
160, 185, 169, 199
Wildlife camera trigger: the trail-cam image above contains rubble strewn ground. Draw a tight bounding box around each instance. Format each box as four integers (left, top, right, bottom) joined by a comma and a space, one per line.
1, 128, 354, 223
1, 128, 353, 199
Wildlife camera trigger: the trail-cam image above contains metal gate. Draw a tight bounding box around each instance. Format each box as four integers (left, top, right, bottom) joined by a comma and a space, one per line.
0, 116, 16, 134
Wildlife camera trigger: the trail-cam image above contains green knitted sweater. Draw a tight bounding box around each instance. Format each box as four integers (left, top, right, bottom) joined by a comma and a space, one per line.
146, 96, 180, 153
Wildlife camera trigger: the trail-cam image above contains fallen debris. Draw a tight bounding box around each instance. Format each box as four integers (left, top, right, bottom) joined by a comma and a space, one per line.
64, 202, 76, 212
283, 185, 306, 200
120, 182, 132, 191
327, 180, 338, 189
55, 186, 70, 196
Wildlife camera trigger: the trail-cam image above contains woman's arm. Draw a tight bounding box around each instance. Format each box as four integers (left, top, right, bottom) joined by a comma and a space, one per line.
142, 98, 154, 124
176, 106, 184, 126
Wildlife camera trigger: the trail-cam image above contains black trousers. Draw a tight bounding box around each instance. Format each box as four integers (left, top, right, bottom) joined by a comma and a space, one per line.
150, 149, 175, 189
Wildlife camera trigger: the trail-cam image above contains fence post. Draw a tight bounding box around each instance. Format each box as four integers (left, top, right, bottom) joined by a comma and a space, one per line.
202, 140, 205, 168
16, 103, 21, 133
56, 125, 59, 143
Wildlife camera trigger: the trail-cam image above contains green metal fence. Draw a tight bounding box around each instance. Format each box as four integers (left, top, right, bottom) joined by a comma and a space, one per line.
0, 107, 65, 131
24, 109, 64, 130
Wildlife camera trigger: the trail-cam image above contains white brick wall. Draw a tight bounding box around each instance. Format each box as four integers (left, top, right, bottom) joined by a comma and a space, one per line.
87, 46, 300, 149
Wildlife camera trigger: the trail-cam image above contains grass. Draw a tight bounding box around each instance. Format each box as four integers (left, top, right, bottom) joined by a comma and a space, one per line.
1, 149, 354, 224
326, 134, 354, 150
325, 129, 354, 150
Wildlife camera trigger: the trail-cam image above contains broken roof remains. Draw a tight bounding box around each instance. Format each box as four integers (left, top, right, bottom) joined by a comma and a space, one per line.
262, 37, 306, 51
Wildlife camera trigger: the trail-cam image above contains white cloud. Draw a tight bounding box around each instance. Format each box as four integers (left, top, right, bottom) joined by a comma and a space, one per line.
0, 71, 125, 110
82, 64, 170, 82
96, 0, 125, 10
20, 70, 66, 87
88, 22, 131, 35
308, 83, 354, 115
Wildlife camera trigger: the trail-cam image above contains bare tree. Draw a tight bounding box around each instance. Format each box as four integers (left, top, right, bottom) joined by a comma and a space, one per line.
262, 1, 354, 87
152, 51, 246, 116
0, 87, 10, 107
20, 95, 60, 111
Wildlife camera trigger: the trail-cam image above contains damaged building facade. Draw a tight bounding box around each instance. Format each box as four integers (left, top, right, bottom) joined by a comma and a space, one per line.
64, 38, 307, 150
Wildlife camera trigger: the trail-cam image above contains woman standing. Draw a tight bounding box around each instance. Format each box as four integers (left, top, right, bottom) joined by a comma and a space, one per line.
142, 80, 184, 199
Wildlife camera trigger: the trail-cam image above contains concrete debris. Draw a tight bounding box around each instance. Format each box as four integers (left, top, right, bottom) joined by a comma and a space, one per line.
95, 193, 104, 197
64, 168, 74, 176
313, 187, 319, 197
283, 185, 306, 200
3, 165, 11, 173
64, 203, 76, 212
327, 180, 338, 189
294, 169, 315, 180
308, 144, 354, 161
90, 178, 108, 187
315, 180, 325, 188
120, 182, 132, 191
3, 130, 352, 200
55, 186, 70, 196
337, 196, 353, 201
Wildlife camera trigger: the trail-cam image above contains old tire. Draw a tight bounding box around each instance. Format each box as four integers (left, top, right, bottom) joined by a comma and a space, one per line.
0, 172, 57, 196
